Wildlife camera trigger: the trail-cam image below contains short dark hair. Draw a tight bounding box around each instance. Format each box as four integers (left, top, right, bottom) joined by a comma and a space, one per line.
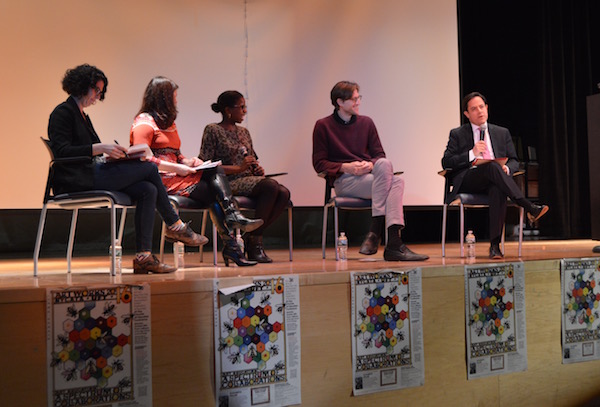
211, 90, 244, 114
330, 81, 359, 109
137, 76, 179, 129
462, 92, 487, 112
61, 64, 107, 101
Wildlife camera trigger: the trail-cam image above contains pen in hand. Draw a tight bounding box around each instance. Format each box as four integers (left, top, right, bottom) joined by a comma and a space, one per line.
114, 140, 129, 158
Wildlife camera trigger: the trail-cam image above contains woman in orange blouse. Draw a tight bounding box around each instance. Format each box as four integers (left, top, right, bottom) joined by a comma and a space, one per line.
130, 77, 262, 267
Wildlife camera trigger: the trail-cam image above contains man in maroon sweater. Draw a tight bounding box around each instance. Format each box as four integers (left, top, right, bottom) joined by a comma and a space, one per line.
312, 81, 428, 261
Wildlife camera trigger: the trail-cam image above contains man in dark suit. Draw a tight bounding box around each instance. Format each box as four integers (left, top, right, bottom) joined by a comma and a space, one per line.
442, 92, 548, 259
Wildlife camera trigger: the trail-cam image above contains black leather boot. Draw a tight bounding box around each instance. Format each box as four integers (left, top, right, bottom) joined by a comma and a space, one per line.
209, 203, 256, 267
245, 235, 273, 263
209, 172, 263, 233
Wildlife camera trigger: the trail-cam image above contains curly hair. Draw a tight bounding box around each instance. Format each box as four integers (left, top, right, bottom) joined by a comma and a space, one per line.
61, 64, 107, 101
330, 81, 359, 109
137, 76, 179, 129
211, 90, 244, 114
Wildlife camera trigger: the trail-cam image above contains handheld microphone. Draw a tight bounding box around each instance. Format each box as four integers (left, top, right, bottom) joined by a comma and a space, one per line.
240, 146, 257, 172
479, 124, 487, 141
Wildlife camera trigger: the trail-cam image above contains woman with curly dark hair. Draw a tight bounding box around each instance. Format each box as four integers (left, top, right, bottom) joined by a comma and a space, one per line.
48, 64, 206, 274
130, 76, 262, 267
200, 91, 291, 263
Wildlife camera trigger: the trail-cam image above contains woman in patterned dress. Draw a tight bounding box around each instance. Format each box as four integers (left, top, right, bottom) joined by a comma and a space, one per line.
130, 77, 263, 267
199, 91, 291, 263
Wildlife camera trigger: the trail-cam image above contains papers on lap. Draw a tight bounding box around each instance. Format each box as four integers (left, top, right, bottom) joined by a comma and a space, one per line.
106, 144, 153, 161
192, 160, 221, 170
472, 157, 508, 167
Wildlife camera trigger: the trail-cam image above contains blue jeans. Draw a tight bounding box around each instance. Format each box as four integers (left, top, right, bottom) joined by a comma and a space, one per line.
93, 160, 179, 252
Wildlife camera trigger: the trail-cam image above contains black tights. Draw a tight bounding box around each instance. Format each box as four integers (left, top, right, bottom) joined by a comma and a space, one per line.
247, 178, 290, 236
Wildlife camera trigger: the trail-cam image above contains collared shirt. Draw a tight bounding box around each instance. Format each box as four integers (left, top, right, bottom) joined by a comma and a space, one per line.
468, 122, 495, 162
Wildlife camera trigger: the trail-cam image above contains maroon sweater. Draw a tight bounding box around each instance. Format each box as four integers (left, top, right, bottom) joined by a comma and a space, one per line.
312, 111, 386, 178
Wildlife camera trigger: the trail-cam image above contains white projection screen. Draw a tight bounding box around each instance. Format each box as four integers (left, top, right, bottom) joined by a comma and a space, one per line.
0, 0, 459, 208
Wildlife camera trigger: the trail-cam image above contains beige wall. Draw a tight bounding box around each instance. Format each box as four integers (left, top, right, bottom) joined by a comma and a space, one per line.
0, 0, 459, 209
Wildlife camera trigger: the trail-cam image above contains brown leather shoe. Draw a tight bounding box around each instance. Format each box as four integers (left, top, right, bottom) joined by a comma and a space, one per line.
527, 204, 549, 224
165, 222, 208, 246
133, 254, 176, 274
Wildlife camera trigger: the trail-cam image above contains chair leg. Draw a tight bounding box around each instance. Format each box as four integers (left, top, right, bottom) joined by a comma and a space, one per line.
67, 209, 79, 273
334, 206, 340, 261
518, 207, 524, 257
117, 208, 127, 246
110, 203, 117, 277
322, 206, 329, 259
33, 204, 49, 277
200, 210, 208, 262
501, 224, 506, 254
441, 204, 448, 257
459, 203, 465, 258
288, 206, 293, 262
212, 223, 218, 266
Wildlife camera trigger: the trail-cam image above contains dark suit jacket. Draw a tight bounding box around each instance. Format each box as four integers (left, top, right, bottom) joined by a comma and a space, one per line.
48, 96, 101, 194
441, 123, 519, 204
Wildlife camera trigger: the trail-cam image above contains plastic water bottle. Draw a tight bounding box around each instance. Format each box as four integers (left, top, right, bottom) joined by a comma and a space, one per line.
109, 244, 122, 274
337, 232, 348, 260
466, 230, 476, 260
173, 241, 185, 269
236, 232, 245, 253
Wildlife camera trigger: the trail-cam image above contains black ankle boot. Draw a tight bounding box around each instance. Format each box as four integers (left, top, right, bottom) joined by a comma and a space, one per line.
209, 204, 256, 267
245, 235, 273, 263
209, 172, 263, 233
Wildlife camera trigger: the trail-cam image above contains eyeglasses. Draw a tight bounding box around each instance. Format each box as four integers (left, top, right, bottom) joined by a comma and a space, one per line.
93, 86, 104, 96
231, 105, 247, 109
347, 95, 362, 103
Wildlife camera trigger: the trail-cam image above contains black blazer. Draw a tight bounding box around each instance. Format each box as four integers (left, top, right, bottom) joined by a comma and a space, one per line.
48, 96, 101, 194
441, 123, 519, 204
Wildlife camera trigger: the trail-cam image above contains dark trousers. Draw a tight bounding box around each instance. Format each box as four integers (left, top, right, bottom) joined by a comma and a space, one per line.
93, 160, 179, 252
458, 162, 526, 244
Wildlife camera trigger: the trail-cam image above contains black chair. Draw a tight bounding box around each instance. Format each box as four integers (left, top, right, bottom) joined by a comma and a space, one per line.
319, 171, 404, 260
439, 169, 524, 258
33, 138, 134, 276
320, 174, 370, 260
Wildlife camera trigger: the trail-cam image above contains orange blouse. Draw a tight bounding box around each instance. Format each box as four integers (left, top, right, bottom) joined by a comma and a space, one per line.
130, 113, 202, 197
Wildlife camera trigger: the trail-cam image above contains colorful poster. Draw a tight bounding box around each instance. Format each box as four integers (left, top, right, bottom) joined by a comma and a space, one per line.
465, 262, 527, 379
561, 257, 600, 364
214, 275, 301, 407
350, 269, 425, 396
46, 284, 152, 407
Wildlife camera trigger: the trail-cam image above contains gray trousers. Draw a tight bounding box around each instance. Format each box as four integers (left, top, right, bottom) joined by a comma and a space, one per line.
333, 158, 405, 229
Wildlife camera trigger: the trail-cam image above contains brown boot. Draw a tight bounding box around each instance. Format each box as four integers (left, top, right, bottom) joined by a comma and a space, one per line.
165, 221, 208, 246
245, 235, 273, 263
133, 254, 177, 274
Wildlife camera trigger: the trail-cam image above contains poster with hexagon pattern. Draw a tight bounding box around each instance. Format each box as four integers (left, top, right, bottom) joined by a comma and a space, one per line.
561, 257, 600, 364
465, 262, 527, 379
351, 268, 425, 396
46, 284, 152, 406
214, 275, 301, 407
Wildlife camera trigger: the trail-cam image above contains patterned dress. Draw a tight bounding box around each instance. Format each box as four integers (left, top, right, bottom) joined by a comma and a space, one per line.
199, 123, 265, 195
130, 113, 203, 197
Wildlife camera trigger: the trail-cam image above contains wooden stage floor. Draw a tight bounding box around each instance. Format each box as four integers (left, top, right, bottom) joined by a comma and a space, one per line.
2, 239, 599, 291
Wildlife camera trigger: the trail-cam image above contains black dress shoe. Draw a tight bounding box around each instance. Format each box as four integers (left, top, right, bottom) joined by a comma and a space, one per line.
489, 244, 504, 260
383, 244, 429, 261
527, 204, 549, 224
359, 232, 380, 255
